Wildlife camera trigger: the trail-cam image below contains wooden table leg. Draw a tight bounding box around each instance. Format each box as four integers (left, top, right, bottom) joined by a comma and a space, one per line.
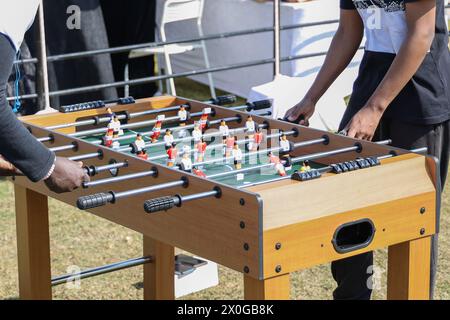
387, 236, 431, 300
14, 185, 52, 300
244, 274, 290, 300
143, 236, 175, 300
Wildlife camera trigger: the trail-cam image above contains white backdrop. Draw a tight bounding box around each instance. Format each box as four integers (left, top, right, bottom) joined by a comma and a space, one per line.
156, 0, 363, 130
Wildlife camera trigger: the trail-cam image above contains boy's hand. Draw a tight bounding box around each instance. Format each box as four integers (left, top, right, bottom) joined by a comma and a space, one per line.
284, 97, 316, 126
343, 105, 384, 141
44, 157, 90, 194
0, 155, 22, 176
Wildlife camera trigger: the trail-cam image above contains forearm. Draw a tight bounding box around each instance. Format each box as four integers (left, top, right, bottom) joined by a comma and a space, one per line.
0, 97, 55, 182
366, 33, 433, 111
305, 22, 363, 103
0, 34, 54, 182
366, 1, 436, 111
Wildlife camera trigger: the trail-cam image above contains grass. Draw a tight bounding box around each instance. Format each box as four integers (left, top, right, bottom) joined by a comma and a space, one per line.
1, 78, 449, 300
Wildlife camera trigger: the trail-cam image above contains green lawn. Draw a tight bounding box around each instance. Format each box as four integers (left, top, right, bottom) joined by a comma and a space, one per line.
1, 78, 449, 300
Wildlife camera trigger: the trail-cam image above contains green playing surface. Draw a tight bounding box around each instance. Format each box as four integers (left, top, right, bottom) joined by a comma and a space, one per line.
82, 126, 319, 188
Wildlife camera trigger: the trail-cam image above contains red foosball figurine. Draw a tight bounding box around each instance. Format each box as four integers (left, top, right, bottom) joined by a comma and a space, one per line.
193, 167, 207, 178
195, 138, 207, 163
137, 149, 149, 160
250, 128, 264, 152
167, 143, 178, 167
225, 135, 236, 157
268, 152, 286, 176
199, 108, 211, 132
103, 129, 114, 147
151, 115, 165, 143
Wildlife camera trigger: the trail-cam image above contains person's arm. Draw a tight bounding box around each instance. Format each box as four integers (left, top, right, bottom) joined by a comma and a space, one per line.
285, 8, 364, 124
344, 0, 436, 140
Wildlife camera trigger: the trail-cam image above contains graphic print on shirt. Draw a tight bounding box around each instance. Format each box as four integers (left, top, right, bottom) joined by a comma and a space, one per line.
353, 0, 404, 12
350, 0, 410, 54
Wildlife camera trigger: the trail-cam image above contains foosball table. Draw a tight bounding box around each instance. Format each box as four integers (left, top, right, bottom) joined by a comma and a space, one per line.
11, 95, 439, 300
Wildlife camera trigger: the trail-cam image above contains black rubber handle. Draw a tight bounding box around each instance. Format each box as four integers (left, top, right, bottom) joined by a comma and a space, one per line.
144, 195, 181, 214
77, 192, 114, 210
117, 96, 135, 105
247, 100, 272, 111
209, 95, 237, 106
279, 114, 305, 124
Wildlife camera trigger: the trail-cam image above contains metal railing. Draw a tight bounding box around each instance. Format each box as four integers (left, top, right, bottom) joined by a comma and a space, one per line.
10, 2, 450, 105
8, 1, 341, 105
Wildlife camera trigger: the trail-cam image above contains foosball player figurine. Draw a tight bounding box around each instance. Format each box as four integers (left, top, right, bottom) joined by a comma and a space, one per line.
268, 151, 286, 177
151, 115, 165, 143
300, 160, 311, 173
178, 105, 189, 138
219, 120, 230, 144
103, 128, 114, 147
180, 147, 193, 173
192, 122, 203, 143
137, 149, 148, 160
225, 135, 236, 157
167, 142, 178, 167
279, 133, 293, 170
106, 107, 116, 120
245, 115, 256, 137
108, 115, 123, 137
193, 167, 207, 178
232, 142, 243, 170
252, 128, 264, 152
133, 133, 147, 155
164, 129, 174, 150
199, 108, 211, 132
195, 138, 207, 163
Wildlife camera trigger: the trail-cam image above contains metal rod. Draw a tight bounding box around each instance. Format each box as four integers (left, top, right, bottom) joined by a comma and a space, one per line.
69, 152, 102, 162
210, 139, 390, 180
51, 256, 152, 287
14, 19, 341, 66
46, 96, 240, 131
49, 144, 77, 152
273, 0, 281, 77
114, 179, 185, 200
181, 190, 219, 202
36, 2, 50, 110
83, 170, 156, 188
89, 115, 249, 147
192, 137, 327, 168
86, 162, 128, 176
10, 47, 361, 101
148, 130, 296, 162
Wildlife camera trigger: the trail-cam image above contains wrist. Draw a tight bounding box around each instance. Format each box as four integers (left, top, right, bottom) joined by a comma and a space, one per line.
303, 94, 319, 106
366, 99, 389, 114
42, 158, 56, 181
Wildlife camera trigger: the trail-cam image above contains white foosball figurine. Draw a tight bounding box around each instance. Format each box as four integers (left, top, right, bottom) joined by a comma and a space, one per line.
219, 120, 230, 144
180, 148, 193, 173
164, 129, 174, 150
108, 115, 123, 136
245, 115, 256, 135
232, 143, 243, 170
192, 123, 203, 143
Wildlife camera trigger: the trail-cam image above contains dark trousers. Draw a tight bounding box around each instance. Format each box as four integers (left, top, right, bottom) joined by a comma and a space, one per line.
332, 114, 450, 300
0, 33, 54, 182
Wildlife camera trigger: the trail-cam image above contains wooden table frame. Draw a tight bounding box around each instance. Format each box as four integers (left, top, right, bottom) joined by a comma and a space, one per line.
12, 96, 438, 300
